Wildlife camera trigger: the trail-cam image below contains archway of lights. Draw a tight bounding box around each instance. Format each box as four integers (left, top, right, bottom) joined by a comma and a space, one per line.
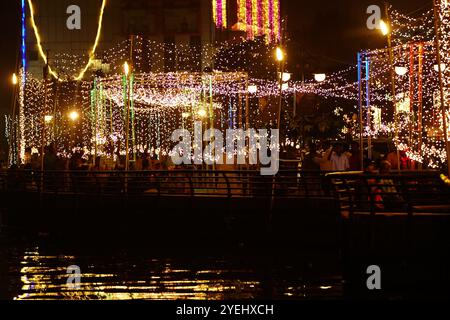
354, 2, 450, 169
9, 37, 359, 165
8, 4, 450, 170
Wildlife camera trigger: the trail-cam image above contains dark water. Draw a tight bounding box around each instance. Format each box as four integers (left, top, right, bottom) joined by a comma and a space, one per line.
0, 237, 343, 300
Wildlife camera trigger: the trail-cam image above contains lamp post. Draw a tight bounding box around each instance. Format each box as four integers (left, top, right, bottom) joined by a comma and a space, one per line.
9, 73, 19, 167
433, 0, 450, 177
276, 47, 286, 131
380, 11, 401, 172
68, 110, 80, 152
271, 46, 287, 213
12, 73, 18, 86
314, 73, 326, 83
124, 62, 131, 171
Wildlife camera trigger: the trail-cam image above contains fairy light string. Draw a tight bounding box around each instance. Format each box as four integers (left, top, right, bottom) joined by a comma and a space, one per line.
27, 0, 108, 81
16, 3, 450, 170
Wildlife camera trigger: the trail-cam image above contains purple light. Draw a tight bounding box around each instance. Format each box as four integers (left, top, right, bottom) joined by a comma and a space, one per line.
258, 0, 263, 36
217, 0, 223, 28
277, 0, 281, 41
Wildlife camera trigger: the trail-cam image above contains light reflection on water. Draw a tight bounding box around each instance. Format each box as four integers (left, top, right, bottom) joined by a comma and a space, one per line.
7, 246, 342, 300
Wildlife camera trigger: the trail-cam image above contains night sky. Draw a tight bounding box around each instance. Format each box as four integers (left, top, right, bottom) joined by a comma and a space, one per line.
0, 0, 432, 151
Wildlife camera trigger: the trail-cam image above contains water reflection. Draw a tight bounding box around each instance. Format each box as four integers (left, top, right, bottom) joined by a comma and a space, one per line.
7, 246, 342, 300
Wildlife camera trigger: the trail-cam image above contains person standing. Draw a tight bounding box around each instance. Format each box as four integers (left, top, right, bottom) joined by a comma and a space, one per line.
331, 144, 350, 171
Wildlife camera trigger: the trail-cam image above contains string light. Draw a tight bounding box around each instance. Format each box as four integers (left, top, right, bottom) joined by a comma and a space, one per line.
27, 0, 107, 81
74, 0, 108, 81
16, 4, 449, 170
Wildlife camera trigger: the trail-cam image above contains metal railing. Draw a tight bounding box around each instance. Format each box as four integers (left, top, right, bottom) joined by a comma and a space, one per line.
0, 169, 334, 200
326, 171, 450, 216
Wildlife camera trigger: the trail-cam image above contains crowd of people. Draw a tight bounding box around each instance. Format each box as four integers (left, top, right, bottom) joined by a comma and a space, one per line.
16, 144, 177, 172
300, 141, 412, 174
4, 141, 415, 176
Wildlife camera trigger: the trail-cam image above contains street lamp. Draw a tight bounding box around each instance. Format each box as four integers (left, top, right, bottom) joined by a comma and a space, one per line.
9, 73, 19, 166
69, 111, 80, 122
314, 73, 327, 82
394, 66, 408, 76
198, 109, 207, 118
379, 19, 390, 36
123, 62, 130, 77
276, 47, 285, 62
12, 73, 18, 86
275, 47, 286, 131
123, 61, 132, 171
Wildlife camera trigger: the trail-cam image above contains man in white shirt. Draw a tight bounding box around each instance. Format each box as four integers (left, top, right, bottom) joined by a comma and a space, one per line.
331, 144, 350, 171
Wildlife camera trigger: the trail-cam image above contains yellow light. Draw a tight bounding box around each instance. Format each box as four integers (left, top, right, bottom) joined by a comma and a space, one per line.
276, 47, 285, 62
379, 20, 389, 36
12, 73, 18, 85
198, 109, 207, 118
28, 0, 108, 82
27, 0, 60, 80
74, 0, 108, 81
123, 62, 130, 76
44, 115, 53, 123
69, 111, 80, 121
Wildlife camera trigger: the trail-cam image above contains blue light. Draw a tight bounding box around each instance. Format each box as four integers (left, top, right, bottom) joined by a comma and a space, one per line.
21, 0, 26, 83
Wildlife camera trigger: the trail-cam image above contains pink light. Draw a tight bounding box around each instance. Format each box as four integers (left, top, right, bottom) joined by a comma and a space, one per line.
269, 0, 274, 42
217, 0, 223, 28
246, 0, 253, 39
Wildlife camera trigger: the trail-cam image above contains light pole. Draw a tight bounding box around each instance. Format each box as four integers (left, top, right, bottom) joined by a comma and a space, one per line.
276, 47, 286, 131
271, 47, 287, 213
124, 62, 131, 171
380, 12, 401, 172
68, 110, 80, 153
9, 73, 19, 167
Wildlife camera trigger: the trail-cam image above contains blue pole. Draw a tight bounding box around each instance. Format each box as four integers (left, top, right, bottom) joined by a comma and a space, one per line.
358, 52, 364, 169
366, 57, 372, 159
21, 0, 26, 82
